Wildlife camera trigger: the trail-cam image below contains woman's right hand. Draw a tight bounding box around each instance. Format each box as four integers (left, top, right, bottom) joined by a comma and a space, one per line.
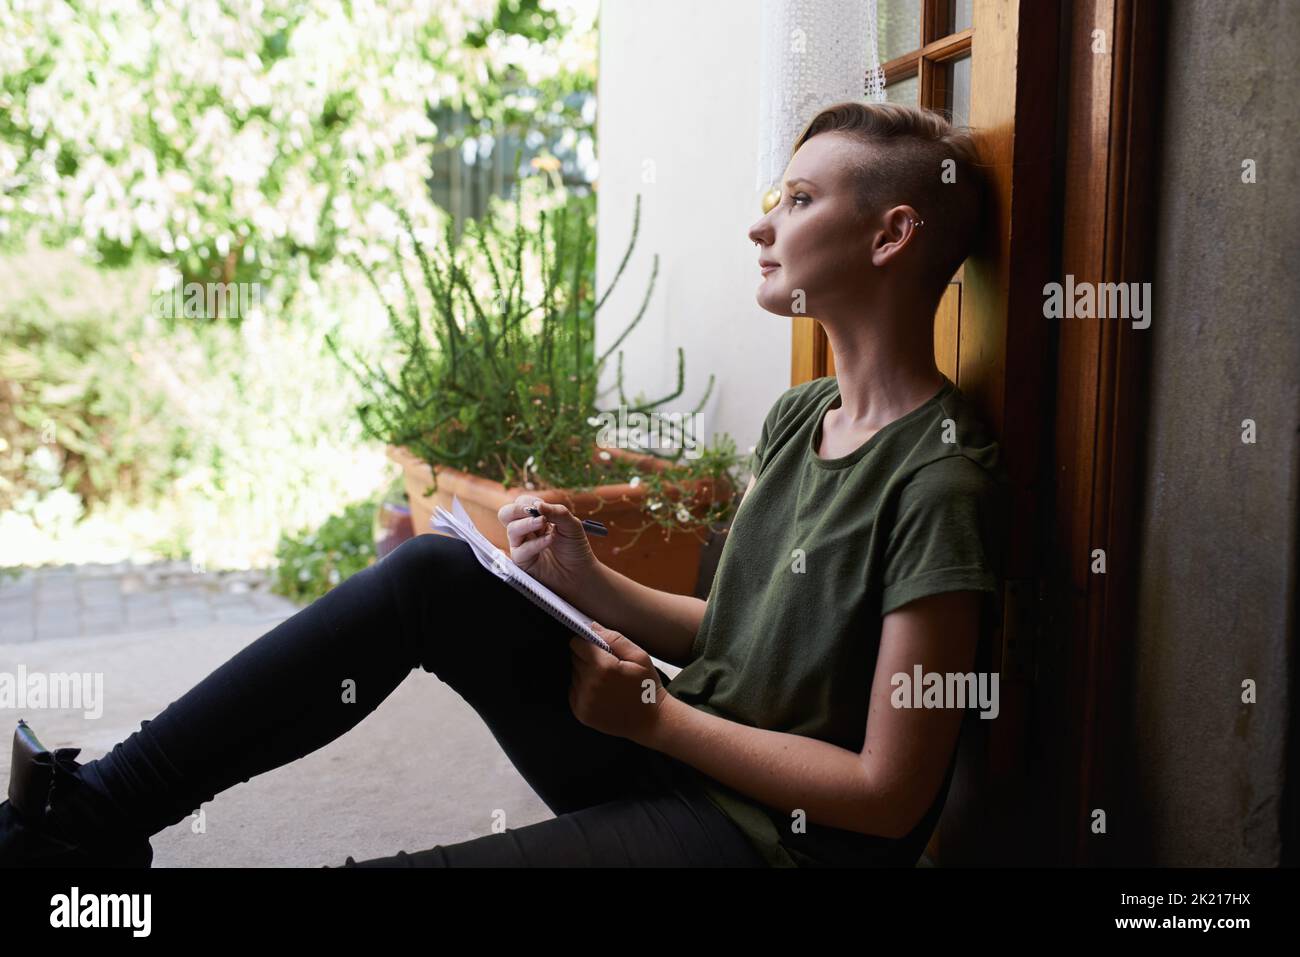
498, 495, 600, 595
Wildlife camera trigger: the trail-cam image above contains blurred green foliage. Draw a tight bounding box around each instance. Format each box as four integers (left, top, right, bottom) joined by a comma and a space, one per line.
271, 498, 379, 604
0, 285, 192, 515
0, 240, 393, 568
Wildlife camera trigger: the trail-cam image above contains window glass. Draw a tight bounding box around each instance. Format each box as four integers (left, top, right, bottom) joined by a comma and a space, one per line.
945, 55, 971, 126
949, 0, 973, 33
885, 73, 920, 105
878, 0, 922, 62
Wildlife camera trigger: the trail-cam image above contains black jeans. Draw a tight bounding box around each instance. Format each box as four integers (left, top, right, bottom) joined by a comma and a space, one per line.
80, 532, 766, 867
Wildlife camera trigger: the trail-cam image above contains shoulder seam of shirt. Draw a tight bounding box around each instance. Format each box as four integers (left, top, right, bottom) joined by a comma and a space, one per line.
908, 394, 1003, 480
892, 443, 1004, 505
909, 447, 1000, 478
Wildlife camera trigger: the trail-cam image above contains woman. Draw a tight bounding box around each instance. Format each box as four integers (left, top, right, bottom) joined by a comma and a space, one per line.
0, 100, 1006, 868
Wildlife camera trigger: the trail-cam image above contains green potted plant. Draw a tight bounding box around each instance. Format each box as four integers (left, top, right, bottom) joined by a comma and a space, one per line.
327, 174, 745, 594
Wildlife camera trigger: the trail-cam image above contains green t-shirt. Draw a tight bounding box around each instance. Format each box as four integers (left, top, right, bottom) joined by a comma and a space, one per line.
663, 373, 1009, 867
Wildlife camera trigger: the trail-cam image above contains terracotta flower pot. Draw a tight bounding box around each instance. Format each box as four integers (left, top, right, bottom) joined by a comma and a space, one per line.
386, 444, 733, 595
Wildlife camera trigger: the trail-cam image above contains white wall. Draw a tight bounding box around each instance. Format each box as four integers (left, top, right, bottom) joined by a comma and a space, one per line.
593, 0, 792, 475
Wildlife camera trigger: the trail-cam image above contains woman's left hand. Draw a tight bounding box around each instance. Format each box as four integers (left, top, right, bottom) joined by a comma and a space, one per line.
568, 623, 669, 745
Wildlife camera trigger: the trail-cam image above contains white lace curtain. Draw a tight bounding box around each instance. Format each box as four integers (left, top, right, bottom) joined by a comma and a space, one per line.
756, 0, 886, 195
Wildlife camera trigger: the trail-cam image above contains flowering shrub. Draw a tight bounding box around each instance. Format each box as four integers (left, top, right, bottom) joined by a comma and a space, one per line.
0, 0, 598, 313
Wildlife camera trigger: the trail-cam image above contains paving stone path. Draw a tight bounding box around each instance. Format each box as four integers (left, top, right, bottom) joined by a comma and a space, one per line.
0, 561, 303, 643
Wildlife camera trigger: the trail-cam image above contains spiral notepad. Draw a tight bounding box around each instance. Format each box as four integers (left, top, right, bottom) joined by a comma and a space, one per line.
430, 495, 612, 653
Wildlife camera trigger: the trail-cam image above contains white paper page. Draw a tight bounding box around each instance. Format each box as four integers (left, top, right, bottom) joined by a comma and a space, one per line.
430, 496, 611, 652
431, 496, 506, 571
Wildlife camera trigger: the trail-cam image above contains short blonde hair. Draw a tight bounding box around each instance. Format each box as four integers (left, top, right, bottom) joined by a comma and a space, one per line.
791, 101, 987, 300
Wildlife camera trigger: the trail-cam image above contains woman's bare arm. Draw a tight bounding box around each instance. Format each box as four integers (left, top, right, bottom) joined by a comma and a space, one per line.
576, 562, 705, 668
643, 589, 981, 840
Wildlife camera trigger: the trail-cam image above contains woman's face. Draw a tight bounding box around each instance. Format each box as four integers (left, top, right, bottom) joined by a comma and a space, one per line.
748, 132, 892, 318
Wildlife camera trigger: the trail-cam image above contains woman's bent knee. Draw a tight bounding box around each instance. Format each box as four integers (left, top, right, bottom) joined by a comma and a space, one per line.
373, 533, 483, 667
380, 530, 569, 680
382, 531, 479, 593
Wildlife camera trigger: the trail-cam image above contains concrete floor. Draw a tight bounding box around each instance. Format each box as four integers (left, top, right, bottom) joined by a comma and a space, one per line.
0, 616, 563, 866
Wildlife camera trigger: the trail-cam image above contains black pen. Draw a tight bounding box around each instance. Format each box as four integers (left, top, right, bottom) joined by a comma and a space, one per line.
526, 504, 608, 536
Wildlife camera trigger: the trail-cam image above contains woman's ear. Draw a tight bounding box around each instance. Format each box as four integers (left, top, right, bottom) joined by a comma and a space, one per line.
870, 205, 922, 268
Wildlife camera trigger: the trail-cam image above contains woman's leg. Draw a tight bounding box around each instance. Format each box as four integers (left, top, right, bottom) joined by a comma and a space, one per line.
75, 532, 680, 840
334, 788, 767, 867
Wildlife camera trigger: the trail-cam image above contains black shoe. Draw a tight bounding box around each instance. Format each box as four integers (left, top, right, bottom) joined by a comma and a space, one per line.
0, 719, 153, 868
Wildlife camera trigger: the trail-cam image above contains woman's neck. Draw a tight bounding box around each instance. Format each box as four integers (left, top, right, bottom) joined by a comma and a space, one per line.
819, 306, 945, 430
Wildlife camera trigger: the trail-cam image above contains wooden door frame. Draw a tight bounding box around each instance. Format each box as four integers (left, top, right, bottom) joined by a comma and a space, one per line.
1049, 0, 1163, 866
788, 0, 1163, 864
932, 0, 1060, 866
